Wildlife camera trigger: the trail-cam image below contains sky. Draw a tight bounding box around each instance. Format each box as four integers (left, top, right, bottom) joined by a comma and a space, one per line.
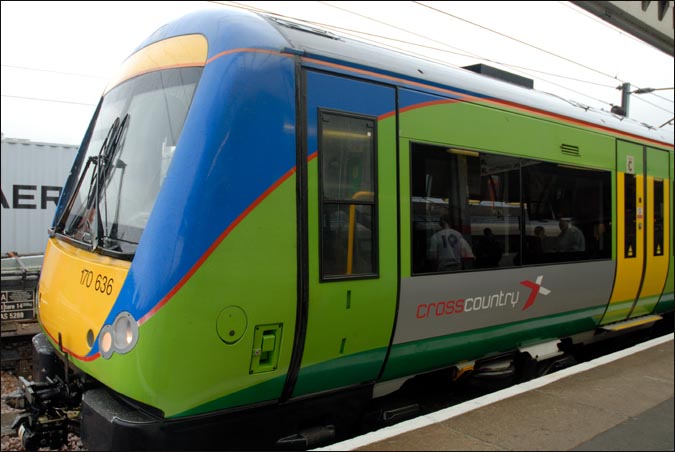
1, 1, 673, 146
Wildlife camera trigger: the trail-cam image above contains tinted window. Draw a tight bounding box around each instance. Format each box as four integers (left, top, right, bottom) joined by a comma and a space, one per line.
522, 162, 611, 263
410, 142, 612, 275
411, 143, 520, 274
319, 111, 377, 279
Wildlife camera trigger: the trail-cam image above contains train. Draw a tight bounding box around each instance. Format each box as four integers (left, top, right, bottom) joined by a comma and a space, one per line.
11, 6, 673, 451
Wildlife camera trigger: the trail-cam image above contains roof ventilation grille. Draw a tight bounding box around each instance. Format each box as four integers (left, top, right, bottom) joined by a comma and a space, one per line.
560, 144, 580, 157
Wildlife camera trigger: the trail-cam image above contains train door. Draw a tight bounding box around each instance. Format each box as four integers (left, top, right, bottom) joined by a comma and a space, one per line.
601, 140, 670, 325
291, 70, 398, 397
632, 146, 670, 317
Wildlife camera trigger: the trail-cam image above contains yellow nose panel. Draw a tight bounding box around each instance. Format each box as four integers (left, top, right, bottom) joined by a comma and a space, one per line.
39, 238, 131, 359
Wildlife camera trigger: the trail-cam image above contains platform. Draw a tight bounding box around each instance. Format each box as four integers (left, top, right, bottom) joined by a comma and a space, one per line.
317, 334, 674, 451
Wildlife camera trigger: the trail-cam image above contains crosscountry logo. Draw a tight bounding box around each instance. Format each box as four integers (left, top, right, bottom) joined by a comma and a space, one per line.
519, 275, 551, 311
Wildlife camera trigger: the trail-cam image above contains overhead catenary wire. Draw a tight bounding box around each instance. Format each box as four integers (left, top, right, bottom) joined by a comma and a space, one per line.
372, 1, 672, 114
413, 1, 626, 83
1, 64, 108, 80
315, 2, 620, 93
2, 1, 671, 133
560, 1, 675, 107
414, 1, 672, 111
360, 1, 674, 118
219, 0, 606, 86
1, 94, 97, 107
218, 1, 673, 120
219, 1, 619, 108
630, 93, 674, 115
3, 2, 668, 117
0, 64, 105, 108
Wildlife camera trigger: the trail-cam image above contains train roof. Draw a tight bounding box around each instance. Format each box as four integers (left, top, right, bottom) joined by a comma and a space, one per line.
140, 7, 674, 147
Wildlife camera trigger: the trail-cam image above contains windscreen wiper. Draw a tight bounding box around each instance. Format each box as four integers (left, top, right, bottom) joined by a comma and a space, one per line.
57, 154, 98, 237
57, 115, 127, 250
93, 114, 130, 252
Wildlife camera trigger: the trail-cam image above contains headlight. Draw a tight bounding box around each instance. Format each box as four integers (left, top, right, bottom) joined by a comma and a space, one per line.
99, 325, 114, 359
112, 311, 138, 354
99, 312, 139, 359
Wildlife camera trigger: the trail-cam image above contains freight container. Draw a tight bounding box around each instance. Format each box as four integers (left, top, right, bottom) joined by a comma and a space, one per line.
1, 136, 78, 255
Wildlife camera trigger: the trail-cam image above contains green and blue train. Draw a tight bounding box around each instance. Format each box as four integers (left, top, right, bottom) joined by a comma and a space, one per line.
13, 6, 673, 450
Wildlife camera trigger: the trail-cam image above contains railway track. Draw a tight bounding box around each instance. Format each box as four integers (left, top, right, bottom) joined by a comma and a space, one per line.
1, 331, 38, 378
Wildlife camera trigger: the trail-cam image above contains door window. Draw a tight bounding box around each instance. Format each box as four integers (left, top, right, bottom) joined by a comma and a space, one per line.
318, 111, 378, 279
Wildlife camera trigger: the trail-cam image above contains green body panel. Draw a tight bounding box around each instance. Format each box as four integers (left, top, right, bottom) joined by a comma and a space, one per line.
295, 113, 398, 396
398, 101, 616, 170
176, 376, 286, 418
398, 136, 413, 279
382, 304, 604, 380
75, 178, 298, 417
633, 296, 662, 317
602, 299, 637, 324
647, 147, 670, 179
177, 346, 389, 417
617, 141, 645, 174
655, 292, 674, 313
291, 347, 388, 395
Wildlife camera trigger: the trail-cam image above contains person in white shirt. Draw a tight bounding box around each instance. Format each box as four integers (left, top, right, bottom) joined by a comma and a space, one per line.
428, 215, 475, 271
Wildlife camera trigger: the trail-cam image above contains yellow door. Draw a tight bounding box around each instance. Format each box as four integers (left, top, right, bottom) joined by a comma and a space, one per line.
630, 147, 670, 317
602, 141, 670, 325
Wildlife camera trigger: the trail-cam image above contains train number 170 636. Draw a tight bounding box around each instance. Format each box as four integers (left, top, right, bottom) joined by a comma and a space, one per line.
79, 268, 115, 296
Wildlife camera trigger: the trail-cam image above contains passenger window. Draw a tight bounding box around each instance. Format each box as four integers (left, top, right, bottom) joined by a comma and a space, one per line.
411, 143, 520, 274
522, 162, 611, 263
319, 111, 377, 279
410, 142, 612, 275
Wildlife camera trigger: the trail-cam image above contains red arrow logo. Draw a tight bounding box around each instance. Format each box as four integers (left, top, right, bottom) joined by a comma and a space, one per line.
519, 275, 551, 311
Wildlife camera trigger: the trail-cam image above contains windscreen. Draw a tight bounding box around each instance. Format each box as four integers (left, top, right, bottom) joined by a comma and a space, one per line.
56, 67, 202, 258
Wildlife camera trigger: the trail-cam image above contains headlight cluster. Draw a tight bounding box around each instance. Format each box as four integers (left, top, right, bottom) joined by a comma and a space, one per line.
99, 311, 139, 359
